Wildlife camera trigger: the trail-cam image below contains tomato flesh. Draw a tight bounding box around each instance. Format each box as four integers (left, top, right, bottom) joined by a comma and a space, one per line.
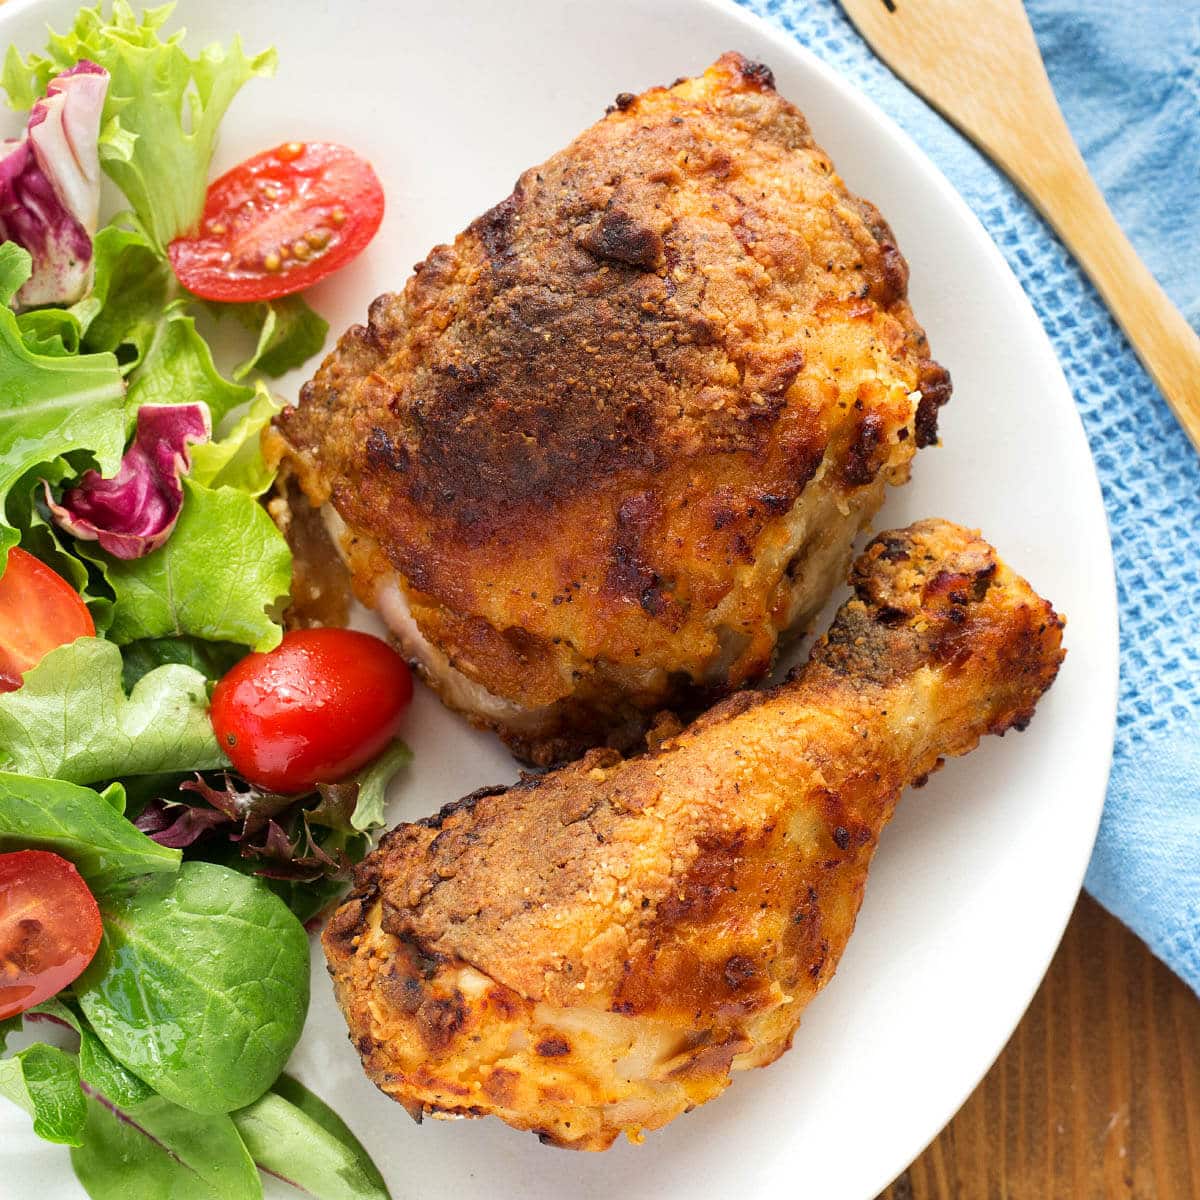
0, 548, 95, 692
210, 628, 413, 794
0, 850, 102, 1020
168, 141, 385, 302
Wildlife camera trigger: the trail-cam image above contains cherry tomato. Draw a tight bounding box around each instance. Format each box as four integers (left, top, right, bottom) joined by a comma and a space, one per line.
0, 548, 95, 692
210, 628, 413, 794
0, 850, 102, 1020
168, 142, 384, 302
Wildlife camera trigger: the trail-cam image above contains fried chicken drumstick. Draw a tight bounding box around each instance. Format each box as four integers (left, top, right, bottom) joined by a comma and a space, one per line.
323, 520, 1063, 1150
269, 51, 950, 764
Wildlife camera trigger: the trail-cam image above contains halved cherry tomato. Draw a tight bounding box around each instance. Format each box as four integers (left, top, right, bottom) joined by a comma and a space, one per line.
0, 548, 94, 692
210, 628, 412, 794
168, 142, 385, 302
0, 850, 103, 1020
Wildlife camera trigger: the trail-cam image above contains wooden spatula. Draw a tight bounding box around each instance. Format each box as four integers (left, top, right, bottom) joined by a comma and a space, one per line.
838, 0, 1200, 452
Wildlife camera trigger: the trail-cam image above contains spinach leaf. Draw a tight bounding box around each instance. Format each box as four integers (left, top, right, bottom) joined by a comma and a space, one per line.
121, 636, 246, 692
0, 638, 225, 784
77, 861, 310, 1114
0, 243, 125, 566
78, 1027, 155, 1109
0, 773, 179, 896
30, 999, 154, 1109
0, 1042, 86, 1145
234, 1077, 390, 1200
205, 838, 358, 927
94, 480, 291, 652
350, 741, 413, 832
70, 1089, 262, 1200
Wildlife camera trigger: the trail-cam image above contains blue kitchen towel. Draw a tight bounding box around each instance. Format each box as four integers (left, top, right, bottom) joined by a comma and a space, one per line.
736, 0, 1200, 993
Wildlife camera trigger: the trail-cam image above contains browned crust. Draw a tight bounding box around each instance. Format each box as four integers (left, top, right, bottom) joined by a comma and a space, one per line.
322, 520, 1063, 1149
271, 51, 950, 759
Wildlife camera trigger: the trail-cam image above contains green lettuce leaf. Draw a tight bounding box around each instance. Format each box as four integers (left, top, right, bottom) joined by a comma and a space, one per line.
121, 636, 245, 691
0, 243, 125, 566
231, 295, 329, 381
73, 219, 174, 370
190, 384, 281, 496
94, 478, 290, 651
71, 1090, 262, 1200
125, 305, 253, 425
0, 637, 225, 784
0, 773, 180, 895
5, 458, 117, 630
0, 1043, 87, 1146
349, 740, 413, 832
0, 240, 30, 296
2, 2, 276, 251
233, 1077, 390, 1200
16, 307, 82, 356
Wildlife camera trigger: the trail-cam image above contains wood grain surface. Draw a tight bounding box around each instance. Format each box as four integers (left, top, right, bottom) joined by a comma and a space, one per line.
878, 894, 1200, 1199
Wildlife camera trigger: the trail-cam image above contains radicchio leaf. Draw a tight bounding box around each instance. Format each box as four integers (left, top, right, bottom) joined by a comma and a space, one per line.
46, 403, 210, 559
0, 62, 108, 307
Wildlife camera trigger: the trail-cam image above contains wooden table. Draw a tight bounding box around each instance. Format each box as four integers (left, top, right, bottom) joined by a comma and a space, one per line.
878, 894, 1200, 1199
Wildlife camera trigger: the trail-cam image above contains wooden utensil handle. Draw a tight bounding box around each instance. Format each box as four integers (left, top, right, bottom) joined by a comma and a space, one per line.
1004, 133, 1200, 451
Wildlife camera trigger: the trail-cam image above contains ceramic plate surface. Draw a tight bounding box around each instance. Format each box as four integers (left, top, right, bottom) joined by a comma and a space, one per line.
0, 0, 1118, 1196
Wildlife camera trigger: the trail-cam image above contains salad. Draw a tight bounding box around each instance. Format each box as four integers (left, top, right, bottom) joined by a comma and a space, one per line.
0, 5, 413, 1197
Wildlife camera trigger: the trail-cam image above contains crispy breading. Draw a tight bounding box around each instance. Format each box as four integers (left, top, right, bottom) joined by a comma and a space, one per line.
268, 51, 950, 763
323, 520, 1064, 1150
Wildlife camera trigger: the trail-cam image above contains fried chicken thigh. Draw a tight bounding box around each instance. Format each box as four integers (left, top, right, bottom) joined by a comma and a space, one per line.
323, 520, 1064, 1150
269, 52, 950, 764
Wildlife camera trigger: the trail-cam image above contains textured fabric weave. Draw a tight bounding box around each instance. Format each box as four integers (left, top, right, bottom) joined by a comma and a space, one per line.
736, 0, 1200, 993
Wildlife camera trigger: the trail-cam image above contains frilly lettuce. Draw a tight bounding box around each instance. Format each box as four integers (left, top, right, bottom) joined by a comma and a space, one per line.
88, 477, 291, 651
189, 384, 280, 496
2, 2, 275, 251
0, 242, 124, 567
47, 402, 209, 559
0, 62, 108, 306
70, 219, 171, 368
124, 303, 252, 420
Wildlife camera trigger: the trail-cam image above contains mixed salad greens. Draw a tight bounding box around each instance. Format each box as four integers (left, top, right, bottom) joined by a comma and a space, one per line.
0, 5, 407, 1196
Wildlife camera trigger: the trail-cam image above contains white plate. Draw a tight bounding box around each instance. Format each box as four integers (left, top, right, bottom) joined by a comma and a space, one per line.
0, 0, 1118, 1197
